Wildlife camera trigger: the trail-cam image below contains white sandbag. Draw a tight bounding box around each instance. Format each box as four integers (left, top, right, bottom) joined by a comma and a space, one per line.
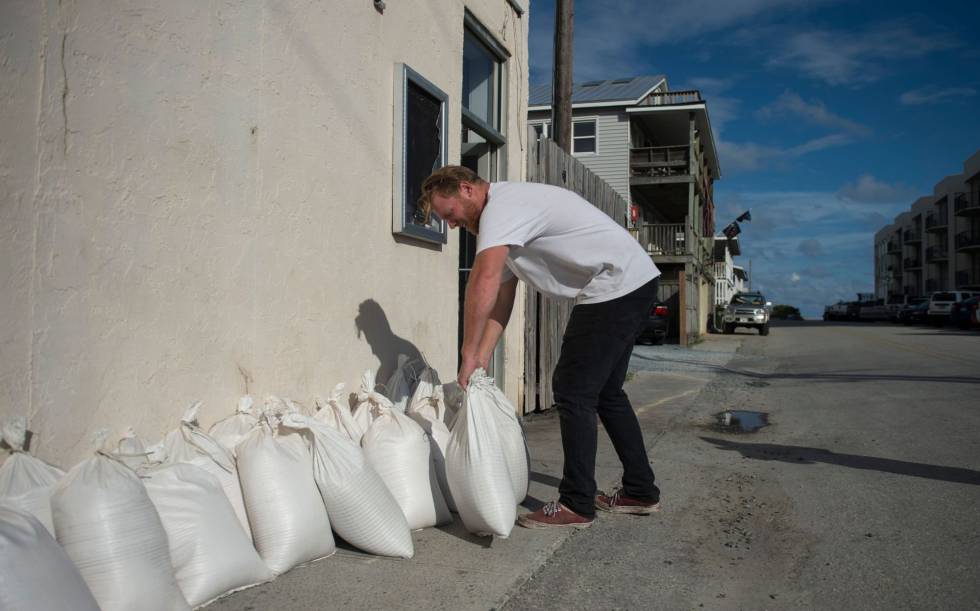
313, 383, 365, 443
209, 396, 259, 455
283, 413, 414, 558
352, 370, 381, 434
446, 369, 517, 538
116, 425, 153, 469
475, 376, 530, 503
236, 414, 335, 574
361, 392, 450, 530
144, 463, 273, 607
383, 354, 422, 411
406, 369, 456, 512
0, 418, 63, 536
156, 402, 252, 540
0, 504, 100, 611
51, 432, 189, 611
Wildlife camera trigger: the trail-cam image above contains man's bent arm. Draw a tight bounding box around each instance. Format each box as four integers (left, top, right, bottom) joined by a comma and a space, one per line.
459, 245, 510, 386
475, 276, 518, 368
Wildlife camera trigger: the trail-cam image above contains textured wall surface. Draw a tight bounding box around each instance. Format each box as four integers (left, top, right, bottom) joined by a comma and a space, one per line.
0, 0, 529, 467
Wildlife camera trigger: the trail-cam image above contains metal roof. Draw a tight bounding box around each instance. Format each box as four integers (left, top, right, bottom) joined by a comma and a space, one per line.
528, 75, 666, 107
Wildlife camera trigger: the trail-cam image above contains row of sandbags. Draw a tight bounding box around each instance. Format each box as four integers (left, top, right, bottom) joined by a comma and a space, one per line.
0, 362, 529, 610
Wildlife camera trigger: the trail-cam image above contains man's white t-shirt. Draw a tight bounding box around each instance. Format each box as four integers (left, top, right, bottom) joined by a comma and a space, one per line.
475, 182, 660, 304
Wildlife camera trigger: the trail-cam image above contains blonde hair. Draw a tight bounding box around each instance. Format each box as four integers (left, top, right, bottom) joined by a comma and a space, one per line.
418, 165, 486, 223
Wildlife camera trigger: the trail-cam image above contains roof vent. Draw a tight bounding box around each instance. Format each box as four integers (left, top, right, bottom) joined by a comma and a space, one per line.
612, 78, 633, 85
581, 80, 602, 88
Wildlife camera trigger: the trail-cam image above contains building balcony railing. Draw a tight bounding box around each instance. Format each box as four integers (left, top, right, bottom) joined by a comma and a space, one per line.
903, 257, 922, 269
956, 230, 980, 252
925, 246, 948, 262
903, 229, 922, 244
924, 212, 947, 232
630, 145, 690, 179
637, 222, 690, 256
954, 192, 979, 216
642, 89, 703, 106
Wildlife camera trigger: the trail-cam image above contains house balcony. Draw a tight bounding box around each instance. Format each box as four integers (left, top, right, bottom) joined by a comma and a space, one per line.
629, 145, 691, 186
903, 257, 922, 270
886, 240, 901, 254
636, 222, 703, 263
642, 89, 703, 107
924, 212, 947, 232
925, 246, 948, 262
954, 192, 979, 217
903, 229, 922, 244
956, 230, 980, 252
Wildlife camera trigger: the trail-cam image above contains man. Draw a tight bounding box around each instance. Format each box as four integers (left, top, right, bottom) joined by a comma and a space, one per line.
419, 165, 662, 529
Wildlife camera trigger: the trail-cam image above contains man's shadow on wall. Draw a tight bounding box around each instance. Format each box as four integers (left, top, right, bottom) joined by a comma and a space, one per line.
354, 299, 430, 389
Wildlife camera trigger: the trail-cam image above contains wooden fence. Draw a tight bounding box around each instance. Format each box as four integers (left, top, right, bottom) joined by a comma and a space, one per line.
523, 130, 628, 414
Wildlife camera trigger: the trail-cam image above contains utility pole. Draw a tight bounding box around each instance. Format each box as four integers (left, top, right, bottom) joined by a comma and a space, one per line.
551, 0, 573, 153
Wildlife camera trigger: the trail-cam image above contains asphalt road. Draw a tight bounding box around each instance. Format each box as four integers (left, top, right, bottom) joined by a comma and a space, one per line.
503, 320, 980, 610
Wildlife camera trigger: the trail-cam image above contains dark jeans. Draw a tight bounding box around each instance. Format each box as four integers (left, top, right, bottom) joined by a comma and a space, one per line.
553, 277, 660, 518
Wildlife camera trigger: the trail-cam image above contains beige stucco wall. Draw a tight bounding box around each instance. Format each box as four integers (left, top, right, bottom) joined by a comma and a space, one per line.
0, 0, 529, 467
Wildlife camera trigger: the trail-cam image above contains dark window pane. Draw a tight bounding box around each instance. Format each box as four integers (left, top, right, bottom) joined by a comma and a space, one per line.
573, 121, 596, 137
405, 80, 442, 227
574, 137, 596, 153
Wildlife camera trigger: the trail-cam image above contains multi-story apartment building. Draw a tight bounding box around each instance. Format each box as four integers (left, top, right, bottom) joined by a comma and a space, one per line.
874, 150, 980, 298
527, 76, 722, 343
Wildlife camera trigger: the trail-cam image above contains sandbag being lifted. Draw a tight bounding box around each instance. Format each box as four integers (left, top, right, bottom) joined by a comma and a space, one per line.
283, 413, 414, 558
0, 418, 63, 536
51, 432, 189, 611
0, 504, 100, 611
446, 369, 518, 538
235, 411, 335, 575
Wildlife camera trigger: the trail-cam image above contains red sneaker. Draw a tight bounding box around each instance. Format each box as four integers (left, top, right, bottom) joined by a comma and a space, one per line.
595, 488, 661, 515
517, 501, 594, 529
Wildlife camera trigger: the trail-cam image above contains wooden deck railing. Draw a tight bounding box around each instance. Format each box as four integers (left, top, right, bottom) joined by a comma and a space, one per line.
629, 145, 690, 177
636, 223, 688, 255
641, 89, 703, 106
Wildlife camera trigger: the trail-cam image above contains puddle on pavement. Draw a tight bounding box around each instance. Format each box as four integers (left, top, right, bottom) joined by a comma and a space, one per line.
713, 410, 770, 433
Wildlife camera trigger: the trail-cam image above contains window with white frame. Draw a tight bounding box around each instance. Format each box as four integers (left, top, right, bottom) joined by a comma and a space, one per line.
572, 119, 596, 154
392, 64, 448, 244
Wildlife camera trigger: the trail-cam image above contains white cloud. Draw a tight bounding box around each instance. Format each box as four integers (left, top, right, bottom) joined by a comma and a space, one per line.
757, 91, 870, 135
768, 21, 959, 86
717, 133, 852, 175
790, 272, 802, 283
837, 174, 917, 205
899, 86, 977, 105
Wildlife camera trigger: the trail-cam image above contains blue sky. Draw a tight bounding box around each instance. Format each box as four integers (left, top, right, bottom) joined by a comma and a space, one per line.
527, 0, 980, 317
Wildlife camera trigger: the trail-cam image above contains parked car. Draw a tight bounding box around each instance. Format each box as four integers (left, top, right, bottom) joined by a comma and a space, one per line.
899, 300, 929, 325
858, 298, 888, 322
950, 296, 980, 330
927, 291, 979, 326
636, 301, 670, 345
883, 294, 922, 322
722, 292, 771, 335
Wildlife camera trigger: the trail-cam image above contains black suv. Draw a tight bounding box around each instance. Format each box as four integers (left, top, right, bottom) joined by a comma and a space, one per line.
636, 301, 670, 345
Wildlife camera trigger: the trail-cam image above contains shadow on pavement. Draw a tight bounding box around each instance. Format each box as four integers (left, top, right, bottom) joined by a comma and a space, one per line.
701, 437, 980, 486
631, 353, 980, 385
